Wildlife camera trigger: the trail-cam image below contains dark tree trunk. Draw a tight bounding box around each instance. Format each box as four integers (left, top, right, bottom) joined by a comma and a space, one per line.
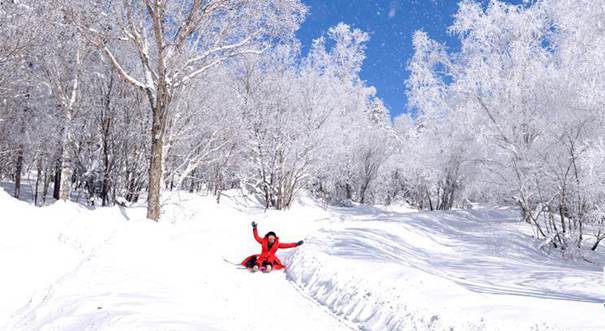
15, 105, 27, 199
42, 163, 50, 204
345, 183, 352, 200
53, 158, 61, 200
14, 147, 23, 199
359, 178, 371, 204
101, 118, 111, 206
34, 157, 42, 206
264, 185, 270, 209
189, 169, 196, 193
426, 187, 434, 211
100, 75, 113, 207
592, 234, 603, 251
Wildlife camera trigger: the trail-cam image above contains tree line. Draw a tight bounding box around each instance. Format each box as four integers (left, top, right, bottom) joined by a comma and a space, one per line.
1, 0, 604, 253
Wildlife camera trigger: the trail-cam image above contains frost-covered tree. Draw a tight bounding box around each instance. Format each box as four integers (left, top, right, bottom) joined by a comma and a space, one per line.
62, 0, 307, 220
403, 0, 605, 252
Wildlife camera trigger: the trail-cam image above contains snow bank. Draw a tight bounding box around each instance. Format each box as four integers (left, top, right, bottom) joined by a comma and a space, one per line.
285, 208, 605, 331
0, 189, 146, 329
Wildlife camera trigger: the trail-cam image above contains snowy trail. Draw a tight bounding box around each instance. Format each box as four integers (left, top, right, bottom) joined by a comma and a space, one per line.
0, 192, 351, 331
2, 190, 605, 330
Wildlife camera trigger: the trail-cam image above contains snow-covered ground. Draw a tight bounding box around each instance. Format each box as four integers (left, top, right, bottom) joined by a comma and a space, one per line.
286, 207, 605, 330
0, 189, 349, 331
0, 187, 604, 330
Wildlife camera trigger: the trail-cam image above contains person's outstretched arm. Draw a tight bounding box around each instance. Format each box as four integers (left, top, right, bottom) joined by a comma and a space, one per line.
251, 221, 262, 243
278, 240, 303, 249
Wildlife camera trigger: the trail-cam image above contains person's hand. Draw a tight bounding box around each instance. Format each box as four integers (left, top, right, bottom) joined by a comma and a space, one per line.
296, 240, 304, 246
251, 221, 257, 228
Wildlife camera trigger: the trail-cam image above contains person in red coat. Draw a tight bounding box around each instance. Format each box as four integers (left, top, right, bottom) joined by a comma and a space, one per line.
241, 221, 303, 272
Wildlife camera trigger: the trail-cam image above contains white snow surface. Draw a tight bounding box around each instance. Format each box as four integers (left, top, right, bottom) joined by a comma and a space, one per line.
0, 189, 603, 331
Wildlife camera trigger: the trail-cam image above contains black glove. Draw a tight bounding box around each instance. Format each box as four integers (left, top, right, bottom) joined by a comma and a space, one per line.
297, 240, 304, 246
251, 221, 257, 228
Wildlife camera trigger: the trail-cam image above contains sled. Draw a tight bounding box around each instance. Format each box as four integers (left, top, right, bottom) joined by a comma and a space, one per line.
223, 258, 280, 272
223, 258, 246, 269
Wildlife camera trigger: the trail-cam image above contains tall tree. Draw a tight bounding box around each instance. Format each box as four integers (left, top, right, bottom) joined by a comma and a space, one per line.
63, 0, 306, 220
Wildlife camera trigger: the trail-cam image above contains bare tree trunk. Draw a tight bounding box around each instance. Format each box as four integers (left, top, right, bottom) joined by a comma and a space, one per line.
59, 121, 72, 201
146, 89, 169, 221
100, 74, 113, 206
345, 183, 352, 200
264, 186, 270, 209
101, 148, 110, 206
14, 147, 23, 198
14, 106, 26, 199
54, 43, 80, 202
359, 179, 370, 204
34, 157, 42, 206
53, 158, 61, 200
592, 234, 603, 251
147, 119, 163, 220
216, 180, 223, 204
100, 117, 111, 206
112, 180, 117, 204
189, 177, 196, 193
43, 163, 50, 204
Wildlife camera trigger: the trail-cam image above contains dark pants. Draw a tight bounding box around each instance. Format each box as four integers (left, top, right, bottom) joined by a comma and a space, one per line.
245, 256, 272, 268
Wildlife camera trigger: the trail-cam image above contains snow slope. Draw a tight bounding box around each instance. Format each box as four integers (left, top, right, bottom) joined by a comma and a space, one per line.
1, 188, 604, 331
0, 190, 350, 331
285, 208, 605, 330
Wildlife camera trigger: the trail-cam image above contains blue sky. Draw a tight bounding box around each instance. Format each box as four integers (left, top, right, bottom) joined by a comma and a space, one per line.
296, 0, 524, 117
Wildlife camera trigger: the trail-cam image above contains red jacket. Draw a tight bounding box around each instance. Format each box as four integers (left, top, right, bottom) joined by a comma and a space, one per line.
241, 228, 298, 270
